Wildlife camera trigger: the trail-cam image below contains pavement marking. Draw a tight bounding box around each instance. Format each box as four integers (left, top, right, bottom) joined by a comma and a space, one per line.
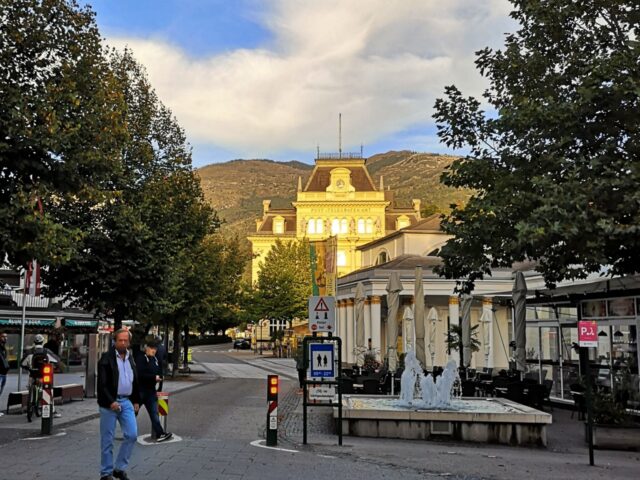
22, 431, 67, 441
317, 454, 336, 458
250, 439, 298, 453
137, 433, 182, 446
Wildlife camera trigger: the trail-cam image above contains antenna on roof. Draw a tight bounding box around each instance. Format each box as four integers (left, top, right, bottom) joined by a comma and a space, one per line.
316, 144, 320, 160
338, 113, 342, 159
361, 144, 363, 158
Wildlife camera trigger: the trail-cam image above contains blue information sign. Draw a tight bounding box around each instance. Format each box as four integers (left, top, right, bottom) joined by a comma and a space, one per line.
309, 343, 335, 379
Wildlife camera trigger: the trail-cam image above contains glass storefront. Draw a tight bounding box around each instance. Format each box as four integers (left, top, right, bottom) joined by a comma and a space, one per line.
525, 298, 640, 408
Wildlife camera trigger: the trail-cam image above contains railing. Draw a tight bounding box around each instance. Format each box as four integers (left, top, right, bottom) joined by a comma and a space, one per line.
1, 287, 51, 309
316, 152, 363, 159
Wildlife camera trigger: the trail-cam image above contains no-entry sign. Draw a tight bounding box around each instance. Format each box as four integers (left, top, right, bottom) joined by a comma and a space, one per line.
578, 320, 598, 347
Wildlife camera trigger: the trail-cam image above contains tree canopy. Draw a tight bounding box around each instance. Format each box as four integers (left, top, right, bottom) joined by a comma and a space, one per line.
251, 239, 312, 323
433, 0, 640, 291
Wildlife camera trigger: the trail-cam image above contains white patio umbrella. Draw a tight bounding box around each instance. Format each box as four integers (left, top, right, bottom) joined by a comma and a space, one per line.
402, 306, 415, 353
460, 294, 472, 368
413, 267, 426, 369
385, 272, 402, 374
426, 307, 439, 368
354, 282, 366, 365
513, 271, 528, 374
479, 308, 493, 367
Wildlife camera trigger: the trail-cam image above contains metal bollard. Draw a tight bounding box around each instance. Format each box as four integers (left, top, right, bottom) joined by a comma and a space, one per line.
266, 375, 278, 446
157, 391, 169, 435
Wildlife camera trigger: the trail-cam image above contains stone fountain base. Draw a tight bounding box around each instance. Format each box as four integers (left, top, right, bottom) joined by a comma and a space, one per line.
335, 395, 552, 446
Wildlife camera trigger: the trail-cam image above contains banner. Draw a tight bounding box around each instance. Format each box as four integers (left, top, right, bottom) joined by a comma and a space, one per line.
310, 236, 337, 296
25, 259, 41, 297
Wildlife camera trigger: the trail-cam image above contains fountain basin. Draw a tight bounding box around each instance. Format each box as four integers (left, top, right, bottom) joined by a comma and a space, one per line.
336, 395, 552, 446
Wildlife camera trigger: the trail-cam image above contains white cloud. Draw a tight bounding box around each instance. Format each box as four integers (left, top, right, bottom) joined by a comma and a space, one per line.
106, 0, 514, 160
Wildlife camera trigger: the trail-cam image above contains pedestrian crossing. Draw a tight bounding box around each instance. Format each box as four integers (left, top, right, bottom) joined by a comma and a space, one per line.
200, 360, 296, 380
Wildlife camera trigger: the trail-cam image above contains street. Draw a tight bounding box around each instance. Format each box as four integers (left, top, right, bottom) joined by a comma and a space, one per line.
0, 344, 638, 480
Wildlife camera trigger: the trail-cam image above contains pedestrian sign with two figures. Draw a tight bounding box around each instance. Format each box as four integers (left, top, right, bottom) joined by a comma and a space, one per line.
309, 343, 335, 380
308, 295, 335, 332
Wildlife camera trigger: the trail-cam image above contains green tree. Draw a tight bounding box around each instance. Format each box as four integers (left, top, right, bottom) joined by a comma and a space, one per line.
433, 0, 640, 292
252, 239, 312, 323
45, 49, 216, 329
0, 0, 126, 268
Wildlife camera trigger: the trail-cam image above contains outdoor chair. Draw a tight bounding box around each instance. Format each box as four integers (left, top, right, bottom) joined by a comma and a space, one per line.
461, 380, 476, 397
362, 378, 380, 394
340, 377, 355, 394
523, 383, 546, 409
542, 379, 554, 411
569, 383, 585, 420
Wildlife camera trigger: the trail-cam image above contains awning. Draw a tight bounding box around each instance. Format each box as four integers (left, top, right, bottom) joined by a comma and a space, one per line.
64, 319, 99, 329
0, 318, 56, 328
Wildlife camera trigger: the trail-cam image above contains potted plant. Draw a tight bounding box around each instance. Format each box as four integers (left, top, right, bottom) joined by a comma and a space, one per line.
587, 385, 640, 451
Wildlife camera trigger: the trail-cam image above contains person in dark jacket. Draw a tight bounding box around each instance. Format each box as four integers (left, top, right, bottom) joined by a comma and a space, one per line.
135, 339, 172, 442
97, 329, 140, 480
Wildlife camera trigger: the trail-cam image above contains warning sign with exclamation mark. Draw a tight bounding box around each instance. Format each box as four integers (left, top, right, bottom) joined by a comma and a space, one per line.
308, 296, 335, 332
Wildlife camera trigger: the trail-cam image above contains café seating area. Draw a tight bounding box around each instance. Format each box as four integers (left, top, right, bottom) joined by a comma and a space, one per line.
338, 365, 554, 411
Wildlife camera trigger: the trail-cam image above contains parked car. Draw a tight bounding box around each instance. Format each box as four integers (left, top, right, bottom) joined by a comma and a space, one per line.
233, 338, 251, 350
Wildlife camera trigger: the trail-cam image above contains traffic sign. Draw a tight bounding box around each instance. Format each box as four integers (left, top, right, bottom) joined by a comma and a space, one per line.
308, 296, 335, 332
308, 343, 335, 380
578, 320, 598, 347
308, 384, 336, 401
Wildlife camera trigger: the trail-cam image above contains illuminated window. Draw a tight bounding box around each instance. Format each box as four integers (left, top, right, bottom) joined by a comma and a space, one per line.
307, 219, 316, 234
397, 216, 410, 230
316, 219, 324, 234
366, 218, 374, 234
337, 250, 347, 267
273, 217, 285, 234
340, 218, 348, 234
357, 219, 365, 233
331, 218, 340, 235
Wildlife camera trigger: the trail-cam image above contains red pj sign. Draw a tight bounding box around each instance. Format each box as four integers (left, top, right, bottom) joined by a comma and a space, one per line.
578, 320, 598, 347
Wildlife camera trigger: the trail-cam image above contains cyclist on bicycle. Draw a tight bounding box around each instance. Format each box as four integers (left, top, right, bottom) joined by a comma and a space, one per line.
21, 334, 60, 375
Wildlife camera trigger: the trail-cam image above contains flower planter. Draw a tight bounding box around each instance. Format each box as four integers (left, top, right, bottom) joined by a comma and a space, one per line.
586, 423, 640, 451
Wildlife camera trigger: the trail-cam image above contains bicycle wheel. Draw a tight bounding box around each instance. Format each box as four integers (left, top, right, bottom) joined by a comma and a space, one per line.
26, 384, 35, 422
34, 386, 42, 417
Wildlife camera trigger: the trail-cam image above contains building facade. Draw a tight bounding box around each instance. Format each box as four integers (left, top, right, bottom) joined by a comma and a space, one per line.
247, 153, 422, 283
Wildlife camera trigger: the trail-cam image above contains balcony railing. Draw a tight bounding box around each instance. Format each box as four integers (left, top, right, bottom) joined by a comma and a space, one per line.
316, 152, 363, 159
1, 287, 52, 309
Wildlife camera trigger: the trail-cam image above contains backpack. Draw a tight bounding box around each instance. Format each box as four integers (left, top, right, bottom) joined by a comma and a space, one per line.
31, 349, 48, 371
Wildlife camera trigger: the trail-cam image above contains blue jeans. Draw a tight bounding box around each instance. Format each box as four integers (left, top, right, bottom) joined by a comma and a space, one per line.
100, 398, 137, 476
0, 374, 6, 397
140, 388, 165, 437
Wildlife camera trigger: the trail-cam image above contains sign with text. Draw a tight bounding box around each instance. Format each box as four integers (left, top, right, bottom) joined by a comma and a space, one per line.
308, 296, 335, 332
578, 320, 598, 347
308, 342, 335, 380
308, 384, 337, 403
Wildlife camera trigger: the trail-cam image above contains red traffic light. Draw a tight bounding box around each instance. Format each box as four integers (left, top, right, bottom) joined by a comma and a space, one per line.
267, 375, 278, 400
41, 364, 54, 386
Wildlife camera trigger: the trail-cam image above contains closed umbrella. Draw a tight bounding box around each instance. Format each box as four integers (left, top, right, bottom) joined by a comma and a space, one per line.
385, 272, 402, 374
513, 271, 528, 374
427, 307, 439, 368
402, 306, 415, 353
354, 282, 366, 365
460, 294, 472, 368
480, 308, 492, 367
413, 267, 426, 369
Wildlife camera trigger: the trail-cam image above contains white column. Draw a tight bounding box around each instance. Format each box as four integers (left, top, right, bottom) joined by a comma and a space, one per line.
346, 299, 355, 364
338, 300, 347, 361
483, 297, 494, 369
364, 298, 372, 353
370, 296, 382, 361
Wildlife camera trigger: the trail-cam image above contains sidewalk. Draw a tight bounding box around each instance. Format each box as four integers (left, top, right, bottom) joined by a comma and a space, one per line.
0, 373, 211, 437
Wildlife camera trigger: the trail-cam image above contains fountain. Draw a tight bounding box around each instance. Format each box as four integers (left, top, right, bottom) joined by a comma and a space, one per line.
336, 351, 552, 446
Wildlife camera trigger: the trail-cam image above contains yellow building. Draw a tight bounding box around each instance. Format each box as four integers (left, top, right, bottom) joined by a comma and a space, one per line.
248, 153, 422, 283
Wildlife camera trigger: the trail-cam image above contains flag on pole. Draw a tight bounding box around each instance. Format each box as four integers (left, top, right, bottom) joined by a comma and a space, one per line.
25, 259, 41, 297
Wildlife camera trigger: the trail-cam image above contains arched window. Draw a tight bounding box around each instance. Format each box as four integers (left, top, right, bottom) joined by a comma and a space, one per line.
340, 218, 348, 234
315, 218, 323, 234
357, 218, 365, 234
366, 218, 374, 234
331, 218, 340, 235
376, 251, 388, 265
337, 250, 347, 267
307, 219, 316, 234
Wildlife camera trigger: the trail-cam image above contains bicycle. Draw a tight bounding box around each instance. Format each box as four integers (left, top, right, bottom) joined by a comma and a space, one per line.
26, 369, 43, 423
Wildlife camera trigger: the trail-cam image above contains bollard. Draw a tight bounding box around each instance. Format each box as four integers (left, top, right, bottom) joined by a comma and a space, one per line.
266, 375, 278, 446
157, 391, 169, 435
41, 363, 54, 435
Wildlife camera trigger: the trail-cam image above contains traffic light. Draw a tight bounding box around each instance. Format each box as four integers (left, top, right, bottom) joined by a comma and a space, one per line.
267, 375, 278, 401
41, 363, 54, 389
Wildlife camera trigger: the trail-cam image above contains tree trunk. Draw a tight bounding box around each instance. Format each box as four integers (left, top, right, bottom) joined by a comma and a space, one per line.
183, 324, 190, 370
114, 306, 125, 331
172, 318, 180, 377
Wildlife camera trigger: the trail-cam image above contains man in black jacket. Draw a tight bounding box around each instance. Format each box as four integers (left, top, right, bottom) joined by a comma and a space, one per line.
135, 339, 172, 442
97, 329, 140, 480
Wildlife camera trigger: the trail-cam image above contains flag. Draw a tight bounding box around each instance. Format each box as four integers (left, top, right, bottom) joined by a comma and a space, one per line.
25, 259, 41, 296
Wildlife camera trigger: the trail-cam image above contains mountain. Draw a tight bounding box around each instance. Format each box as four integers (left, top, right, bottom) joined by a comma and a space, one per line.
197, 151, 471, 237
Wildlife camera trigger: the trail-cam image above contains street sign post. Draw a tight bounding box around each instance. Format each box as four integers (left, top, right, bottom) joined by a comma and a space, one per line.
308, 296, 336, 333
302, 336, 342, 446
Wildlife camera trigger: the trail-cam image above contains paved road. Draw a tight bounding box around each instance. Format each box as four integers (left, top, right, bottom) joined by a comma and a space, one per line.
0, 343, 638, 480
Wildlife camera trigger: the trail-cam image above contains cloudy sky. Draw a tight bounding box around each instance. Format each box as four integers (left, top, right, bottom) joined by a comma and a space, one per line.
84, 0, 516, 167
